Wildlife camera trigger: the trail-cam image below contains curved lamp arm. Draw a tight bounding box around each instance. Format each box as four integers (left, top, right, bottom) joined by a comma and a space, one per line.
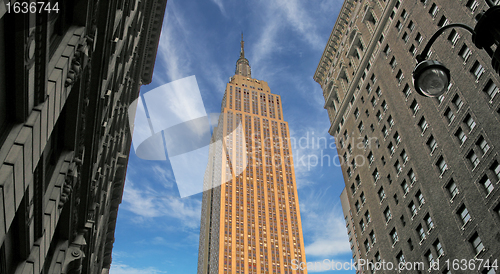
416, 23, 476, 63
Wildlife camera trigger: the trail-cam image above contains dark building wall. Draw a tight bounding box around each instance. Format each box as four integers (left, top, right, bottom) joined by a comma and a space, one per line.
0, 0, 167, 273
315, 0, 500, 273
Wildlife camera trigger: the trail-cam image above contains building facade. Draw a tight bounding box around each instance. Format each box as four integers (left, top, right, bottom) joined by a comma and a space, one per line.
0, 0, 167, 273
315, 0, 500, 273
198, 39, 307, 274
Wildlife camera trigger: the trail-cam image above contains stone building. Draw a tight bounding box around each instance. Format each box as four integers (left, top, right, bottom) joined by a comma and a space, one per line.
0, 0, 167, 273
315, 0, 500, 273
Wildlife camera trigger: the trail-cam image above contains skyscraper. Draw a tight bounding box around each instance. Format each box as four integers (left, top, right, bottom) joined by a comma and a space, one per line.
315, 0, 500, 273
198, 37, 307, 274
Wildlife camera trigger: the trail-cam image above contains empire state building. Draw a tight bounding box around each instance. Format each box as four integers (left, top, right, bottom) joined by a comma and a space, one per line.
197, 36, 308, 274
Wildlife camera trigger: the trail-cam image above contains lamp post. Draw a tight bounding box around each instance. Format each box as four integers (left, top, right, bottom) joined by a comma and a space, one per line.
413, 0, 500, 97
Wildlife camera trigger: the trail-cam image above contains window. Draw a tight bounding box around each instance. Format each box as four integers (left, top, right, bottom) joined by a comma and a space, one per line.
371, 97, 377, 107
401, 180, 409, 195
383, 44, 391, 55
390, 228, 399, 244
434, 240, 444, 257
437, 156, 448, 175
429, 3, 439, 17
448, 29, 460, 45
476, 136, 490, 155
376, 110, 383, 122
459, 44, 472, 62
458, 204, 471, 225
358, 121, 364, 132
395, 161, 402, 174
354, 108, 360, 119
369, 231, 376, 245
417, 225, 426, 241
408, 20, 415, 31
360, 219, 366, 232
395, 20, 402, 31
402, 32, 409, 43
437, 15, 449, 27
447, 179, 459, 199
490, 161, 500, 181
364, 239, 371, 252
483, 79, 499, 100
355, 200, 361, 212
426, 250, 435, 265
388, 115, 394, 127
382, 101, 388, 111
408, 238, 414, 251
375, 87, 382, 97
388, 142, 395, 155
470, 61, 485, 80
366, 83, 372, 93
437, 94, 445, 104
351, 183, 356, 195
444, 107, 455, 123
368, 152, 374, 164
394, 194, 399, 205
479, 175, 494, 195
401, 150, 408, 164
378, 187, 386, 201
355, 175, 361, 187
425, 214, 434, 230
469, 233, 484, 255
360, 192, 366, 204
468, 150, 480, 168
383, 126, 389, 138
415, 32, 423, 44
401, 9, 408, 19
466, 0, 479, 12
397, 252, 405, 264
402, 84, 411, 98
396, 70, 404, 84
389, 56, 397, 69
348, 144, 352, 154
455, 127, 467, 145
418, 117, 428, 133
409, 44, 417, 56
416, 190, 425, 207
408, 169, 416, 184
452, 94, 463, 109
409, 201, 418, 216
410, 100, 419, 115
394, 132, 401, 145
373, 169, 380, 182
347, 167, 352, 178
365, 210, 371, 223
427, 135, 437, 153
464, 114, 476, 131
371, 73, 377, 83
384, 207, 392, 222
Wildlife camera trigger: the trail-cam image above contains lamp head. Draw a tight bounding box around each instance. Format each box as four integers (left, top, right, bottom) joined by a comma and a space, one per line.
413, 60, 450, 97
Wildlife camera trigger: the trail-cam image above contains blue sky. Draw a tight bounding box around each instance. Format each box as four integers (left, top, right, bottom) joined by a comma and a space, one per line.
110, 0, 356, 273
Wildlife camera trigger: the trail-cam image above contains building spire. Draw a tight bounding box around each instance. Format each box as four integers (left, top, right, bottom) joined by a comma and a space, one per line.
235, 32, 251, 78
240, 32, 245, 58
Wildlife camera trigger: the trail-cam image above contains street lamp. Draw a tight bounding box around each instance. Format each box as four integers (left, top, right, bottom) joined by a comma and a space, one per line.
413, 0, 500, 97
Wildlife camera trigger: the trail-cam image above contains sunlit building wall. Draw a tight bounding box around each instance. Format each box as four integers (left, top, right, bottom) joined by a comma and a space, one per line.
198, 39, 308, 274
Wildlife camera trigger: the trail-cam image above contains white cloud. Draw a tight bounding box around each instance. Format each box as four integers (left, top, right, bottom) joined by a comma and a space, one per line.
300, 189, 351, 258
122, 180, 201, 228
210, 0, 226, 16
110, 263, 166, 274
